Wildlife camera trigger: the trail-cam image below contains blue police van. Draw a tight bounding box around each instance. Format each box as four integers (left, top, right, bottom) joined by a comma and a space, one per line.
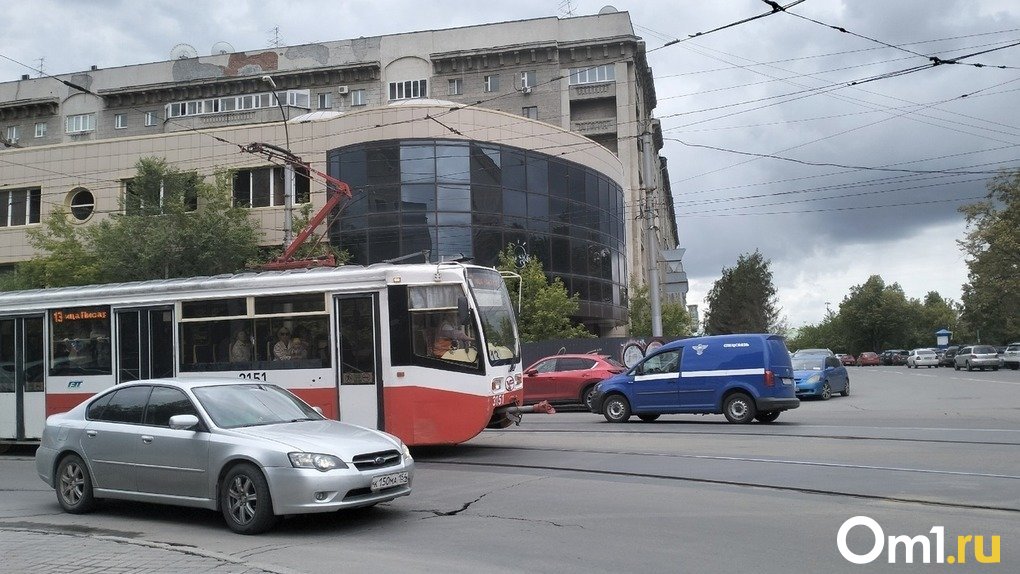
589, 334, 799, 423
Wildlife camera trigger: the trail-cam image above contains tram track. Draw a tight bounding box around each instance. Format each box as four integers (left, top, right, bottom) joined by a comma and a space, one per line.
420, 457, 1020, 514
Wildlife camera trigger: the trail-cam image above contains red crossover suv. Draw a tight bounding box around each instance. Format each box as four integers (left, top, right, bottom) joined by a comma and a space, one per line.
524, 354, 625, 409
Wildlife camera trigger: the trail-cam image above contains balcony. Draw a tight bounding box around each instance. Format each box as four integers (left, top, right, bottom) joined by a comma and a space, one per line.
569, 82, 616, 101
570, 117, 617, 136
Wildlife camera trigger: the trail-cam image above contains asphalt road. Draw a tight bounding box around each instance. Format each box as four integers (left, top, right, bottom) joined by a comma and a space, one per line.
2, 365, 1017, 573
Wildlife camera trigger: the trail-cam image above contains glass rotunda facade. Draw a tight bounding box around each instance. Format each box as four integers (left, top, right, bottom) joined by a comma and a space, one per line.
328, 139, 627, 331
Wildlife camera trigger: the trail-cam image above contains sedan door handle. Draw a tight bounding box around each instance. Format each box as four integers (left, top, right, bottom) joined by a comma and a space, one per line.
85, 430, 97, 438
141, 435, 154, 444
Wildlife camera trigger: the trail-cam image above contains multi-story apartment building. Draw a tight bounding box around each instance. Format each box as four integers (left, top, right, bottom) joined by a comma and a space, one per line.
0, 9, 678, 335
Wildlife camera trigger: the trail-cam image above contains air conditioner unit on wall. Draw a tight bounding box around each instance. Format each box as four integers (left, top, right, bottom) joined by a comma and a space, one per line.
337, 86, 350, 95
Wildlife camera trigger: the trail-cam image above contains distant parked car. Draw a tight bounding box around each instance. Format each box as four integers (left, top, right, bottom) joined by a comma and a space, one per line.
836, 353, 856, 366
792, 348, 834, 357
880, 350, 907, 365
1003, 343, 1020, 370
906, 348, 939, 368
954, 345, 1002, 371
524, 354, 625, 409
855, 352, 880, 366
793, 355, 850, 400
939, 346, 960, 367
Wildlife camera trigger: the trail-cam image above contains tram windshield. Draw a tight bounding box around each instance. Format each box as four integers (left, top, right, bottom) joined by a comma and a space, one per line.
465, 268, 520, 366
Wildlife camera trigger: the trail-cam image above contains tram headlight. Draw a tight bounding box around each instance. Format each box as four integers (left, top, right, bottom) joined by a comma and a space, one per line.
289, 452, 348, 471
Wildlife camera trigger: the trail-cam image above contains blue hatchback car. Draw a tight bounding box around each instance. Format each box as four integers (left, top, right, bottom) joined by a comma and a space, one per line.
589, 334, 799, 424
793, 355, 849, 400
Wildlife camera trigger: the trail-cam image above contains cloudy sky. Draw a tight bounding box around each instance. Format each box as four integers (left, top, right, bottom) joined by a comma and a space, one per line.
3, 0, 1018, 328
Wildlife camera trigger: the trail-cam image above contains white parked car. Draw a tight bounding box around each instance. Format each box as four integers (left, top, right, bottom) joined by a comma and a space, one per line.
906, 348, 939, 368
1003, 343, 1020, 370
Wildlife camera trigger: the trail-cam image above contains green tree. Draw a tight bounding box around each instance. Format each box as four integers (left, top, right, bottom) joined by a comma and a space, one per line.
838, 275, 915, 352
5, 158, 263, 289
959, 170, 1020, 343
628, 279, 692, 339
496, 247, 592, 342
704, 250, 783, 334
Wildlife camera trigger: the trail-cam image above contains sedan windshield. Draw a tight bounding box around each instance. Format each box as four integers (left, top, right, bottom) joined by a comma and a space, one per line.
193, 384, 323, 429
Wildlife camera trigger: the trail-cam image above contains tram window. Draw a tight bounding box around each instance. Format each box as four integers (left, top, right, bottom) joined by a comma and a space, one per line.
49, 307, 112, 376
0, 320, 13, 392
254, 293, 326, 314
182, 298, 246, 319
179, 316, 330, 372
407, 285, 480, 370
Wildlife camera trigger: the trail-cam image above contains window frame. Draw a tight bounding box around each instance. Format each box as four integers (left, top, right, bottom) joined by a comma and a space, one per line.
350, 89, 366, 106
34, 122, 47, 138
448, 78, 463, 96
144, 111, 158, 127
568, 64, 616, 85
388, 79, 428, 101
65, 113, 95, 134
114, 114, 127, 129
484, 75, 499, 93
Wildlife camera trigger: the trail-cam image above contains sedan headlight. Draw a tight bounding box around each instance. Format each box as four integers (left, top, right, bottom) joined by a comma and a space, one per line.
398, 440, 413, 462
806, 374, 821, 384
289, 452, 348, 471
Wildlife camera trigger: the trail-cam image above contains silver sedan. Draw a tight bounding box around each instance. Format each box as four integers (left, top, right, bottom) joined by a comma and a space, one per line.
35, 378, 414, 534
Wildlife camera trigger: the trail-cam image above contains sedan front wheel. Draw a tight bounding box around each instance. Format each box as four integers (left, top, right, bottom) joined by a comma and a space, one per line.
221, 463, 280, 535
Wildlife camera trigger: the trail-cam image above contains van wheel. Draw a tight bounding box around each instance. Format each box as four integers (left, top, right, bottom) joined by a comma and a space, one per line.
602, 395, 631, 423
755, 410, 780, 423
637, 414, 660, 422
723, 393, 756, 424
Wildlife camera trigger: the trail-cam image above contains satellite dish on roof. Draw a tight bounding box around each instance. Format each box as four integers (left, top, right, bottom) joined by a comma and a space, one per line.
211, 41, 235, 55
598, 5, 618, 14
170, 43, 198, 60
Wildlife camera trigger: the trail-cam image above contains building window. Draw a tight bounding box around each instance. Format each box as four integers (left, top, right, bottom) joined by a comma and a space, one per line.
448, 78, 462, 96
0, 188, 41, 227
350, 89, 366, 106
122, 178, 197, 215
144, 111, 158, 126
232, 166, 311, 208
114, 114, 127, 129
520, 70, 536, 89
317, 92, 332, 109
5, 126, 18, 143
522, 106, 538, 119
388, 79, 427, 101
65, 113, 95, 134
34, 122, 47, 138
484, 75, 499, 93
569, 64, 616, 85
69, 188, 96, 221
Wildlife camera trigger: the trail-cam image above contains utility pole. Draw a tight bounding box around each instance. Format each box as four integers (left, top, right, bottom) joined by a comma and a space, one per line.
262, 75, 294, 246
641, 128, 662, 337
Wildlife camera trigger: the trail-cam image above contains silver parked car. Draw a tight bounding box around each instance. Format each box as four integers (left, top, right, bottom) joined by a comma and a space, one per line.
953, 345, 1002, 372
35, 379, 414, 534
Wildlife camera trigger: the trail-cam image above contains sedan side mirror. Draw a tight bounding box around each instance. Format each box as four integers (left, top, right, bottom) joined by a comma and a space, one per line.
169, 414, 200, 430
524, 369, 538, 376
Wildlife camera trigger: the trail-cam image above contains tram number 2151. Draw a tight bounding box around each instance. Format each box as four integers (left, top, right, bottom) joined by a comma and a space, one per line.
238, 371, 269, 381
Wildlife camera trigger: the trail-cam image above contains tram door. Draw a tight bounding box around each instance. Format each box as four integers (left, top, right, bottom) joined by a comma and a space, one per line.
116, 307, 174, 383
0, 316, 45, 441
335, 295, 382, 429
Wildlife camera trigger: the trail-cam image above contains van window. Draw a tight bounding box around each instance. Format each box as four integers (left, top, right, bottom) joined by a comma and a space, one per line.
639, 350, 681, 375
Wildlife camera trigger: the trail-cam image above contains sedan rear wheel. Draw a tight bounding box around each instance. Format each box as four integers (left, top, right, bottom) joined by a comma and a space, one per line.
840, 379, 851, 397
56, 454, 96, 514
221, 463, 280, 535
602, 395, 631, 423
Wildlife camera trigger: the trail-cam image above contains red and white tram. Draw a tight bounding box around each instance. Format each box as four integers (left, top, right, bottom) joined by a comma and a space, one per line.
0, 262, 525, 446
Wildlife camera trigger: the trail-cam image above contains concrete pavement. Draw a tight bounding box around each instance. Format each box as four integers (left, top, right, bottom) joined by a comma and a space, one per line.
0, 528, 298, 574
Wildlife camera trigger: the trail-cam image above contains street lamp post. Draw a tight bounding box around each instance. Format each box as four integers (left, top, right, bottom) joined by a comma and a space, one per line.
262, 75, 294, 247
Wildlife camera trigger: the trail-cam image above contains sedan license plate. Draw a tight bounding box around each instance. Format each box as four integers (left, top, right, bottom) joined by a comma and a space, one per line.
371, 471, 408, 491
